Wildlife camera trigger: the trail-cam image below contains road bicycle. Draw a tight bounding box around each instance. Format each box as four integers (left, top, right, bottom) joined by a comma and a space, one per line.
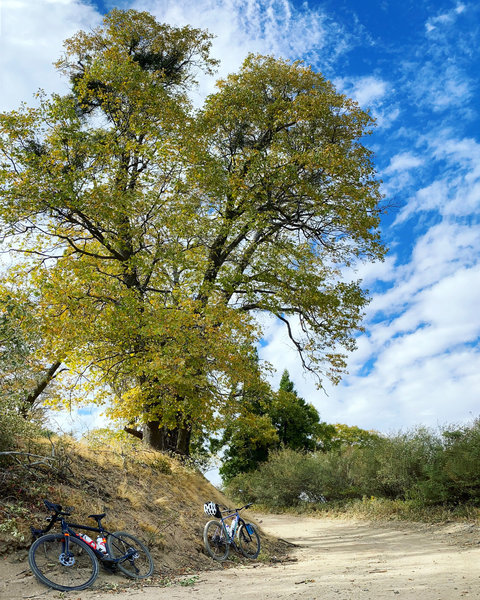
28, 499, 154, 591
203, 501, 260, 561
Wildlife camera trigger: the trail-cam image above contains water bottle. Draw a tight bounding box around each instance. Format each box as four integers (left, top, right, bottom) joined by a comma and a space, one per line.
78, 533, 96, 549
96, 536, 107, 554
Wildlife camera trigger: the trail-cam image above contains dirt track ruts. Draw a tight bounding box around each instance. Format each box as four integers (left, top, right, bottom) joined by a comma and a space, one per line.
2, 513, 480, 599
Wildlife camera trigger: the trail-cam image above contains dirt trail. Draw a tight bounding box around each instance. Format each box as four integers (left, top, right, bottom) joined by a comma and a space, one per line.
2, 513, 480, 599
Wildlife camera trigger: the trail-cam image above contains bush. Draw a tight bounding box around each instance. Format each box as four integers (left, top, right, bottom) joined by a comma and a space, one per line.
225, 421, 480, 510
366, 429, 444, 500
226, 448, 326, 507
418, 421, 480, 504
0, 399, 43, 456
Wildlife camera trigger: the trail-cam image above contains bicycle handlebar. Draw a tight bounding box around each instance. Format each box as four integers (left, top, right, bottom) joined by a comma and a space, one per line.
219, 502, 253, 514
43, 499, 72, 516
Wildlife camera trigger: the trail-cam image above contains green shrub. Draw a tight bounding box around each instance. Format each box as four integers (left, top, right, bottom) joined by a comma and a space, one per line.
0, 399, 43, 456
225, 421, 480, 510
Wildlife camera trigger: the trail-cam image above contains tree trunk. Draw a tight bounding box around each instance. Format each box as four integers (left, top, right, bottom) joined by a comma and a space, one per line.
142, 421, 192, 455
143, 421, 169, 451
176, 425, 192, 456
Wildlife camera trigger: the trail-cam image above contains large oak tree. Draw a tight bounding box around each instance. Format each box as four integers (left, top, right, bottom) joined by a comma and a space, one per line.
0, 9, 385, 454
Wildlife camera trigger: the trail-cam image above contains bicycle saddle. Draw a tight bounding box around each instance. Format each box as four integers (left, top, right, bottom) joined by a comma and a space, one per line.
88, 513, 106, 520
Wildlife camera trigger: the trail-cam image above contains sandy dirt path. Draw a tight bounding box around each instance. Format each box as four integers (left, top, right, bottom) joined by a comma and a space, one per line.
2, 514, 480, 599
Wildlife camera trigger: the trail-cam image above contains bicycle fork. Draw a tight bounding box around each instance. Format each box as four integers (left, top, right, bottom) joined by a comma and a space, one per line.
58, 533, 75, 566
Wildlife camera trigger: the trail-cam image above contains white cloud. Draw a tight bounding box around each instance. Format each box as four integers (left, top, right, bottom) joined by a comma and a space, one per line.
132, 0, 351, 97
395, 131, 480, 223
335, 74, 388, 108
395, 180, 448, 223
403, 3, 474, 116
385, 152, 424, 175
370, 221, 480, 315
431, 135, 480, 181
409, 63, 472, 114
426, 2, 467, 33
0, 0, 102, 112
352, 254, 398, 286
333, 74, 397, 129
343, 221, 480, 429
373, 106, 400, 129
351, 76, 387, 107
325, 348, 480, 432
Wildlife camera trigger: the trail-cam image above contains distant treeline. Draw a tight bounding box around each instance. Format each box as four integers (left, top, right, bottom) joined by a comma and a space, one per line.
225, 420, 480, 509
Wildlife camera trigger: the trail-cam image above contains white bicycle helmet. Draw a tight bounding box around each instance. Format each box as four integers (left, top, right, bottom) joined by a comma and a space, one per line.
204, 501, 219, 517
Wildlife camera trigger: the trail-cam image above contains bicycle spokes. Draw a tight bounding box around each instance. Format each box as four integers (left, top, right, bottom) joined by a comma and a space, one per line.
106, 532, 154, 579
28, 534, 99, 591
203, 521, 229, 561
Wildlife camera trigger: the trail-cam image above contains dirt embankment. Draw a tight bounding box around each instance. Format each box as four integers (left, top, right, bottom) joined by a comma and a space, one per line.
2, 513, 480, 600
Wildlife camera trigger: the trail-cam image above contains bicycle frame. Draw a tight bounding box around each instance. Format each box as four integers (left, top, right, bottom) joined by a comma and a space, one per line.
32, 502, 136, 564
219, 511, 240, 544
203, 501, 259, 563
217, 504, 252, 548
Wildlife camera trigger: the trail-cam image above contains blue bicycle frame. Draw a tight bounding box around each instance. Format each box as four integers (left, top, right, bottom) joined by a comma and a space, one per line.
203, 502, 259, 561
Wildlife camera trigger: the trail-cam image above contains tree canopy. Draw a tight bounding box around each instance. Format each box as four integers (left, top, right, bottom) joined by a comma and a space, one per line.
0, 9, 385, 454
214, 369, 324, 482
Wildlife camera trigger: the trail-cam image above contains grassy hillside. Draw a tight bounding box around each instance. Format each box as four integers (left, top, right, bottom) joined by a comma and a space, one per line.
0, 433, 278, 578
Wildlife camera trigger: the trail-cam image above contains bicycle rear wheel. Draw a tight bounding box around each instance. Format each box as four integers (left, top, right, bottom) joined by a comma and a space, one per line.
203, 520, 229, 561
106, 531, 154, 578
28, 533, 99, 591
238, 522, 260, 559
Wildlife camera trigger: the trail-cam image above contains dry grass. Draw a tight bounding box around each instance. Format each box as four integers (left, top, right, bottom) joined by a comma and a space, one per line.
252, 496, 480, 524
0, 434, 281, 574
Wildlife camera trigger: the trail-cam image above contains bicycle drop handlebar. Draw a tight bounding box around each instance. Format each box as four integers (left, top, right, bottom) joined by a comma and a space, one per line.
43, 500, 72, 516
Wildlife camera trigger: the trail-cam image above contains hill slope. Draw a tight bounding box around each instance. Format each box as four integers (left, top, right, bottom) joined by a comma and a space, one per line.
0, 435, 276, 577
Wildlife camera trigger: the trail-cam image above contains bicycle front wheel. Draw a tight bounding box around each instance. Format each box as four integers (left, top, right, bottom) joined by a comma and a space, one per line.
238, 522, 261, 559
106, 531, 154, 579
203, 520, 229, 561
28, 533, 99, 591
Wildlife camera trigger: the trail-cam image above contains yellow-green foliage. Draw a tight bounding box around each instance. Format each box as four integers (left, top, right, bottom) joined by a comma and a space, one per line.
0, 8, 385, 453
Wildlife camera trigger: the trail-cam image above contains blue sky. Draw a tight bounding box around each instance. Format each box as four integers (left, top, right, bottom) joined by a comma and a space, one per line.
1, 0, 479, 439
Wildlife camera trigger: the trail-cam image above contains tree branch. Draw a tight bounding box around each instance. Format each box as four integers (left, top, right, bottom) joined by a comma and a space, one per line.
23, 361, 64, 414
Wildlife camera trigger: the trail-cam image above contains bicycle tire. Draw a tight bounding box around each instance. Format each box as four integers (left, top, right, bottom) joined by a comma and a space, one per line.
106, 531, 154, 579
203, 520, 229, 561
28, 533, 99, 591
238, 522, 260, 559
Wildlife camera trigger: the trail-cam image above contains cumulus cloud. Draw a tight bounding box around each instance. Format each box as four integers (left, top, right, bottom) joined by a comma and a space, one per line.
395, 132, 480, 223
405, 61, 472, 115
266, 249, 480, 433
351, 76, 387, 107
334, 74, 388, 107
